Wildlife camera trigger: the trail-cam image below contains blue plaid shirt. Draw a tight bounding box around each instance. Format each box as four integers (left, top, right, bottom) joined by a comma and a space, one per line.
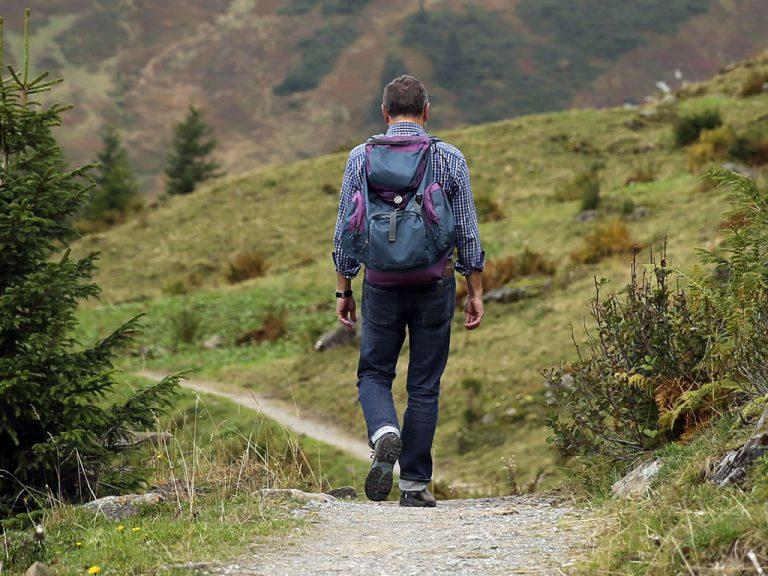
333, 121, 485, 278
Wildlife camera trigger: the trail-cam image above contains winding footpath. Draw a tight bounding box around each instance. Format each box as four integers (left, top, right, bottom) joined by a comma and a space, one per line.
137, 370, 372, 461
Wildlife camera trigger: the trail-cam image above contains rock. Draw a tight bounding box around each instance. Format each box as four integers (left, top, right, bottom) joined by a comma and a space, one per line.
708, 431, 768, 486
629, 206, 651, 220
260, 488, 336, 503
82, 492, 163, 520
721, 162, 758, 180
482, 286, 532, 304
25, 562, 54, 576
314, 324, 360, 352
480, 413, 495, 425
203, 334, 225, 350
612, 458, 662, 498
574, 209, 599, 223
326, 486, 357, 499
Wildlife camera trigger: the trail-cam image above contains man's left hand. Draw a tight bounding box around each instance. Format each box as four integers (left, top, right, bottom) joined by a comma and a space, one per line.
337, 296, 357, 331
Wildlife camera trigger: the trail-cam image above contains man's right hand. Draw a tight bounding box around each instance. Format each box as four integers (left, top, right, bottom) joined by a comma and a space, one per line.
337, 296, 357, 331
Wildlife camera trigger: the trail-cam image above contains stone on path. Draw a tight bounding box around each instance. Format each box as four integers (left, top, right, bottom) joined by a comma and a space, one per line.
612, 458, 662, 498
314, 324, 360, 351
25, 562, 54, 576
260, 488, 336, 503
82, 492, 163, 520
325, 486, 357, 499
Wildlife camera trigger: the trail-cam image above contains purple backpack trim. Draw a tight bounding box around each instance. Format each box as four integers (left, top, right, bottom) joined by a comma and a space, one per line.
347, 190, 366, 231
366, 252, 451, 286
423, 182, 441, 225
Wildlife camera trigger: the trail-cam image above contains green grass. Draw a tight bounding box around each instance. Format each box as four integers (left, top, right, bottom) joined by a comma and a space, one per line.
70, 60, 768, 493
1, 375, 367, 574
2, 495, 301, 575
574, 413, 768, 574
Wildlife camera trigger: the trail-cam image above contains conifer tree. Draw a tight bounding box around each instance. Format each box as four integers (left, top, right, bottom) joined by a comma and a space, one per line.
164, 105, 221, 195
86, 125, 138, 223
0, 10, 178, 510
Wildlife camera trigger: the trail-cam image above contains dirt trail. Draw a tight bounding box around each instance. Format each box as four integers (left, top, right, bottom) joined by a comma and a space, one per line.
137, 370, 372, 462
210, 496, 588, 575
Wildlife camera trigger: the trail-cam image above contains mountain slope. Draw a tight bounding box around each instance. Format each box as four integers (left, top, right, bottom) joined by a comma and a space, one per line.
74, 51, 768, 491
1, 0, 766, 193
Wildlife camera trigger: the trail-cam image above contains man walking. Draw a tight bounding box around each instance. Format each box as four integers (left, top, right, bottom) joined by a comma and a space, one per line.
332, 75, 484, 507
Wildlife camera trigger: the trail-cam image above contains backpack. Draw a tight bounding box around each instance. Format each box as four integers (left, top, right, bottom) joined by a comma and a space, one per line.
340, 134, 456, 285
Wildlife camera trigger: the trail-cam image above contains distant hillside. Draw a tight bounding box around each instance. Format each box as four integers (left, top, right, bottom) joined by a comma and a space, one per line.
73, 51, 768, 490
1, 0, 766, 193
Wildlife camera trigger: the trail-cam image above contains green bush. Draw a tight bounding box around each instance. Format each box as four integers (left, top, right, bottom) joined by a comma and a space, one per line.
730, 124, 768, 166
673, 109, 723, 148
554, 166, 601, 208
547, 169, 768, 459
473, 193, 505, 222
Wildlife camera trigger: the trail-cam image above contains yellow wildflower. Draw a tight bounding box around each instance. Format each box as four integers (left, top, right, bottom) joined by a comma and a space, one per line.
87, 566, 102, 574
75, 541, 83, 547
116, 524, 125, 532
132, 527, 141, 533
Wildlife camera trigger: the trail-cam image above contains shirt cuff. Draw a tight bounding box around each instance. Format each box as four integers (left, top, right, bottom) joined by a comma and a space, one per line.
455, 251, 485, 276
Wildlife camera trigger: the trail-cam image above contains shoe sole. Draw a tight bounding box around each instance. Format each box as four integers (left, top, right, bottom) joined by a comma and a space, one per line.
364, 434, 402, 502
399, 498, 437, 508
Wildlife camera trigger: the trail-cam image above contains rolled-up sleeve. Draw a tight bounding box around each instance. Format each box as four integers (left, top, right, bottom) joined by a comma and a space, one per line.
332, 149, 364, 279
450, 154, 485, 275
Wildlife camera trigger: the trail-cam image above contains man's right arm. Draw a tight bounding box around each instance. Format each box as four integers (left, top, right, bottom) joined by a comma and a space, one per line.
333, 150, 364, 329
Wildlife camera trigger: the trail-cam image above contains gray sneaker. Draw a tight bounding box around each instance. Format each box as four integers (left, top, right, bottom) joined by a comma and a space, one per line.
364, 432, 402, 502
399, 488, 436, 508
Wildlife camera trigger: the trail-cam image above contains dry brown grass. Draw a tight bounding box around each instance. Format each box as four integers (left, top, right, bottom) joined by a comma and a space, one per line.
456, 248, 555, 304
225, 250, 268, 284
235, 308, 288, 345
571, 218, 640, 264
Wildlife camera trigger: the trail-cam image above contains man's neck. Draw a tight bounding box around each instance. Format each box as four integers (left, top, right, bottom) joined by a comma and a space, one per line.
387, 116, 425, 127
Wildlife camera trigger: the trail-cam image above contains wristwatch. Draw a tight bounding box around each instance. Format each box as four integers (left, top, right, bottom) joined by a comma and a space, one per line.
335, 289, 353, 299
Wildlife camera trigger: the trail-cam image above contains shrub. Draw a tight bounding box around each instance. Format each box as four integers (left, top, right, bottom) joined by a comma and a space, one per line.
571, 218, 639, 264
686, 125, 737, 171
235, 308, 288, 345
554, 167, 601, 207
456, 248, 555, 304
730, 125, 768, 166
162, 272, 204, 296
624, 160, 658, 185
673, 109, 723, 148
225, 250, 268, 284
170, 307, 202, 346
473, 193, 505, 222
545, 253, 726, 459
547, 169, 768, 460
739, 69, 768, 97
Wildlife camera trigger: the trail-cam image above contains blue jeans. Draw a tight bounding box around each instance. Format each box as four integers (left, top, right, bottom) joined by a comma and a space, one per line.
357, 276, 456, 486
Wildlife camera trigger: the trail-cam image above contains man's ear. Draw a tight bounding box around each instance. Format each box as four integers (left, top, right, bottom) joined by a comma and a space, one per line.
381, 105, 389, 125
423, 102, 430, 124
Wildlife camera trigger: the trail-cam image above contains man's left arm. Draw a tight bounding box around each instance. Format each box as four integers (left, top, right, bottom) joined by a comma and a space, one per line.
450, 153, 485, 330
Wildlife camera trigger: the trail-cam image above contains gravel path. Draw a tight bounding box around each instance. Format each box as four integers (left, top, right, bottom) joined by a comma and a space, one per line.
210, 496, 587, 575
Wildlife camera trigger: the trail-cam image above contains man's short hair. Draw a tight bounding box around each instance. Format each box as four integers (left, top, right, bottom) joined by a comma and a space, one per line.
382, 75, 428, 117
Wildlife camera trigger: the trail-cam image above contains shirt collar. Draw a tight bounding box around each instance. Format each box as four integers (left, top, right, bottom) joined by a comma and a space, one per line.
385, 121, 426, 137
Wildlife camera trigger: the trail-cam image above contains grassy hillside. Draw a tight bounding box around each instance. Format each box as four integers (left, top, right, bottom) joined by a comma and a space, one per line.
72, 51, 768, 493
1, 0, 766, 192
